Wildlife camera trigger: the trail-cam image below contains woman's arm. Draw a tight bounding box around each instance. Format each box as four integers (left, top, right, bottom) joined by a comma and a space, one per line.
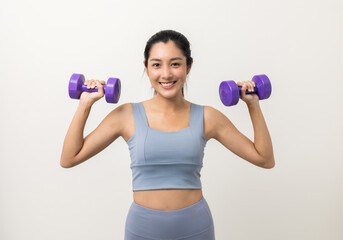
205, 103, 274, 169
246, 101, 275, 168
60, 102, 128, 168
60, 79, 128, 168
60, 101, 92, 168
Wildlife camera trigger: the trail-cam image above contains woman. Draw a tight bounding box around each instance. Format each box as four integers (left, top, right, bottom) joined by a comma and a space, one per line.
60, 30, 275, 240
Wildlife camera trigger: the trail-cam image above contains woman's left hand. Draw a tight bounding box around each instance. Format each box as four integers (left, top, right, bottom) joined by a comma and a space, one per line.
236, 80, 260, 106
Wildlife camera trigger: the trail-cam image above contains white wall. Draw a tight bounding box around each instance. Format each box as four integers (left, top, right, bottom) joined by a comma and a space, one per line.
1, 0, 342, 239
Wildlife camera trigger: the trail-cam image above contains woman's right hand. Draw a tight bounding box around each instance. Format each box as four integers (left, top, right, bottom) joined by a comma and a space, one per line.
80, 79, 106, 105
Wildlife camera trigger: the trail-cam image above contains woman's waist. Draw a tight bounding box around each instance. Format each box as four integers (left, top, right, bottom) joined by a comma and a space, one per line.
133, 188, 203, 211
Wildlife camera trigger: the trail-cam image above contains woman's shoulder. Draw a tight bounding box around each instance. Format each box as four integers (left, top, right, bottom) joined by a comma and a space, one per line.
203, 104, 229, 127
112, 102, 132, 112
203, 104, 221, 119
187, 102, 223, 119
191, 102, 218, 114
191, 103, 223, 124
105, 102, 134, 124
202, 104, 233, 141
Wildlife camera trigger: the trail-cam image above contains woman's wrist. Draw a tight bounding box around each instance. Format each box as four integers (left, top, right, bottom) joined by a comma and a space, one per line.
246, 100, 260, 109
79, 100, 94, 109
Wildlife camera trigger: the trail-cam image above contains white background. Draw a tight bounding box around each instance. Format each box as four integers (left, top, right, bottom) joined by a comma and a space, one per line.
1, 0, 342, 239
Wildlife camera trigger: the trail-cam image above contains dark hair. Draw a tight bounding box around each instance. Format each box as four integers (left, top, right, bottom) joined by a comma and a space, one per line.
144, 30, 193, 97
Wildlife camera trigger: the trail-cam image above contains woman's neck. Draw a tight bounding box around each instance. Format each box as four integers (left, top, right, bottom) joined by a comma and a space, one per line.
149, 95, 189, 112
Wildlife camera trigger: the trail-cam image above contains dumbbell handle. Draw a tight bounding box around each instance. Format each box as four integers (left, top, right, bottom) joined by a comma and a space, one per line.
238, 85, 258, 95
81, 84, 108, 93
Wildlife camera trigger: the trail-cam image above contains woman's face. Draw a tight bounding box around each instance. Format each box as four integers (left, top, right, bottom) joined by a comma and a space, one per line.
144, 40, 192, 99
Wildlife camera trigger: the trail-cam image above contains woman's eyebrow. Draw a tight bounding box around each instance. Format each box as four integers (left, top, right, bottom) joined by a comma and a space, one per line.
150, 57, 183, 61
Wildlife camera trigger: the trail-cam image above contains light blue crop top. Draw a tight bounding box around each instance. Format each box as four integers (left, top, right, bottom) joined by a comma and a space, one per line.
126, 102, 207, 191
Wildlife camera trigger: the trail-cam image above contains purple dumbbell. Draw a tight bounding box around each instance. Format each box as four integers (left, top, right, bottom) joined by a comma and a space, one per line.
68, 73, 121, 104
219, 74, 272, 106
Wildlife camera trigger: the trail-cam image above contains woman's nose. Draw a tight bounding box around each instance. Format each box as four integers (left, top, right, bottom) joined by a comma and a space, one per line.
162, 66, 172, 79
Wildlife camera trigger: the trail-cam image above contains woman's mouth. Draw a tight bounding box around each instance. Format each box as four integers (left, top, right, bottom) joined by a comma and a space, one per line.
159, 81, 177, 89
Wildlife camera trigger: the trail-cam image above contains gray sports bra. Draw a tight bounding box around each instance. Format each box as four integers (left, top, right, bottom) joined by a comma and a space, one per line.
126, 102, 207, 191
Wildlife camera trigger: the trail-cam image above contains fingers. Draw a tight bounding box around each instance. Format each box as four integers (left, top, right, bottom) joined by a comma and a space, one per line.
237, 80, 255, 92
96, 80, 104, 94
84, 79, 106, 89
84, 79, 95, 89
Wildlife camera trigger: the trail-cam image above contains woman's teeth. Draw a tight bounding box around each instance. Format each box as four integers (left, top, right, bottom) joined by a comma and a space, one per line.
160, 81, 176, 86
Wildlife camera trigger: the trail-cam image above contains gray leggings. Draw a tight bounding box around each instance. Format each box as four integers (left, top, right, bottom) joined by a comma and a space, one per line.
124, 196, 215, 240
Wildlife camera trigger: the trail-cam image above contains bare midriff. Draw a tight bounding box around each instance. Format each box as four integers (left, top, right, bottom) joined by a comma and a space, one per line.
133, 189, 203, 211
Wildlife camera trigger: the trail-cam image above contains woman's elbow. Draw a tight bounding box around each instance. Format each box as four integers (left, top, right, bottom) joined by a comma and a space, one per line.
261, 157, 275, 169
60, 158, 74, 168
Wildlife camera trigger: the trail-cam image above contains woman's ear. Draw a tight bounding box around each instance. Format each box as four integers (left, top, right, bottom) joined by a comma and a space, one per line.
187, 59, 193, 74
143, 60, 149, 76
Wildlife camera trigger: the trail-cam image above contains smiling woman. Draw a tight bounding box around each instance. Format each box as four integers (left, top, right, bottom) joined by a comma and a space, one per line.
61, 29, 274, 240
125, 30, 217, 239
143, 30, 193, 97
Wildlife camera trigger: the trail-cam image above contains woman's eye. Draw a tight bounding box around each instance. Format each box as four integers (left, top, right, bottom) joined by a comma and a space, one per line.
152, 63, 180, 67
